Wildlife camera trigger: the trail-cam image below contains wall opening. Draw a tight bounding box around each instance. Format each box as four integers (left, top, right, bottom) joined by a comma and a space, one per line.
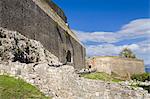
88, 65, 91, 69
66, 50, 71, 62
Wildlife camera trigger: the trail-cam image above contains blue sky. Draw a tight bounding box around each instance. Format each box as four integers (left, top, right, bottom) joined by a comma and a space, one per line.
53, 0, 149, 32
53, 0, 150, 65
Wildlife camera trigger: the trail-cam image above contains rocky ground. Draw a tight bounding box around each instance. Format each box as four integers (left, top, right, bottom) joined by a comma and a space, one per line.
0, 27, 150, 99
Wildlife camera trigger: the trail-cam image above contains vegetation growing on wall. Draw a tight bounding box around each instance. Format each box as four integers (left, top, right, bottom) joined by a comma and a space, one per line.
131, 73, 150, 93
119, 48, 136, 59
131, 73, 150, 82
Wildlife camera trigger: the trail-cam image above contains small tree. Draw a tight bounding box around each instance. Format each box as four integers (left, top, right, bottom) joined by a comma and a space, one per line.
119, 48, 136, 59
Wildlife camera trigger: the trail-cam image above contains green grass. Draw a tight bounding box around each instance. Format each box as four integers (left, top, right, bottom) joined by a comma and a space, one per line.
81, 72, 123, 83
0, 75, 50, 99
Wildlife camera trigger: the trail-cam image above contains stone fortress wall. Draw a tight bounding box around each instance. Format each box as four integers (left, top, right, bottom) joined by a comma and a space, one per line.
0, 20, 149, 99
47, 0, 67, 23
87, 56, 145, 78
0, 0, 85, 69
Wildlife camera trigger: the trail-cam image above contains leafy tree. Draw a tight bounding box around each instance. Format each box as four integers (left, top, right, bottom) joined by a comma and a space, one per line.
119, 48, 136, 58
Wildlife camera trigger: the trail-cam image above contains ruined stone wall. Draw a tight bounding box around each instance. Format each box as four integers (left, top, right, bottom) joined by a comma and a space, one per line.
87, 57, 145, 77
0, 28, 149, 99
0, 62, 150, 99
0, 0, 85, 69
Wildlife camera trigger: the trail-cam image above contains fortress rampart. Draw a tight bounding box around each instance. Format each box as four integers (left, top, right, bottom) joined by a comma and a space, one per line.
0, 0, 85, 69
87, 56, 145, 79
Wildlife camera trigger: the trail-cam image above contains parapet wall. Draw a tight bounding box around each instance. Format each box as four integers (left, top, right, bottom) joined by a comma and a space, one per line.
87, 57, 145, 78
47, 1, 67, 23
0, 0, 85, 69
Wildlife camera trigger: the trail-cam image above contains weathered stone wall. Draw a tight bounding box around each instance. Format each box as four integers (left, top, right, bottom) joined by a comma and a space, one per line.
47, 1, 67, 23
0, 28, 149, 99
1, 63, 150, 99
87, 57, 145, 78
0, 0, 85, 69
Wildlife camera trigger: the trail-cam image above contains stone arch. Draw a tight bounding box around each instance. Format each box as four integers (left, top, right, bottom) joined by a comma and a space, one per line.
88, 65, 92, 69
66, 50, 71, 62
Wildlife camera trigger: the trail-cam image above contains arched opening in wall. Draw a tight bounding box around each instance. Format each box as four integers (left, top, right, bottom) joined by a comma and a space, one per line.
88, 65, 91, 69
66, 50, 71, 62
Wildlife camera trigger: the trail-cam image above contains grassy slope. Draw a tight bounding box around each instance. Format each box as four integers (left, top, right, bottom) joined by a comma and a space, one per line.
81, 72, 123, 82
0, 75, 50, 99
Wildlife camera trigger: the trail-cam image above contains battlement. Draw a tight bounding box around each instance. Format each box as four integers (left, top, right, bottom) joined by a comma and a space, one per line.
47, 0, 67, 23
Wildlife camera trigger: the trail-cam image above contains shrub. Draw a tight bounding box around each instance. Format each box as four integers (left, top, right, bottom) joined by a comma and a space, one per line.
131, 73, 150, 82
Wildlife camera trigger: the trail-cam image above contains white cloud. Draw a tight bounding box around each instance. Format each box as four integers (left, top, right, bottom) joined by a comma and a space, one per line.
74, 18, 150, 64
121, 19, 150, 33
87, 44, 140, 56
74, 30, 118, 43
74, 18, 150, 43
86, 42, 150, 64
118, 19, 150, 39
136, 39, 150, 64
